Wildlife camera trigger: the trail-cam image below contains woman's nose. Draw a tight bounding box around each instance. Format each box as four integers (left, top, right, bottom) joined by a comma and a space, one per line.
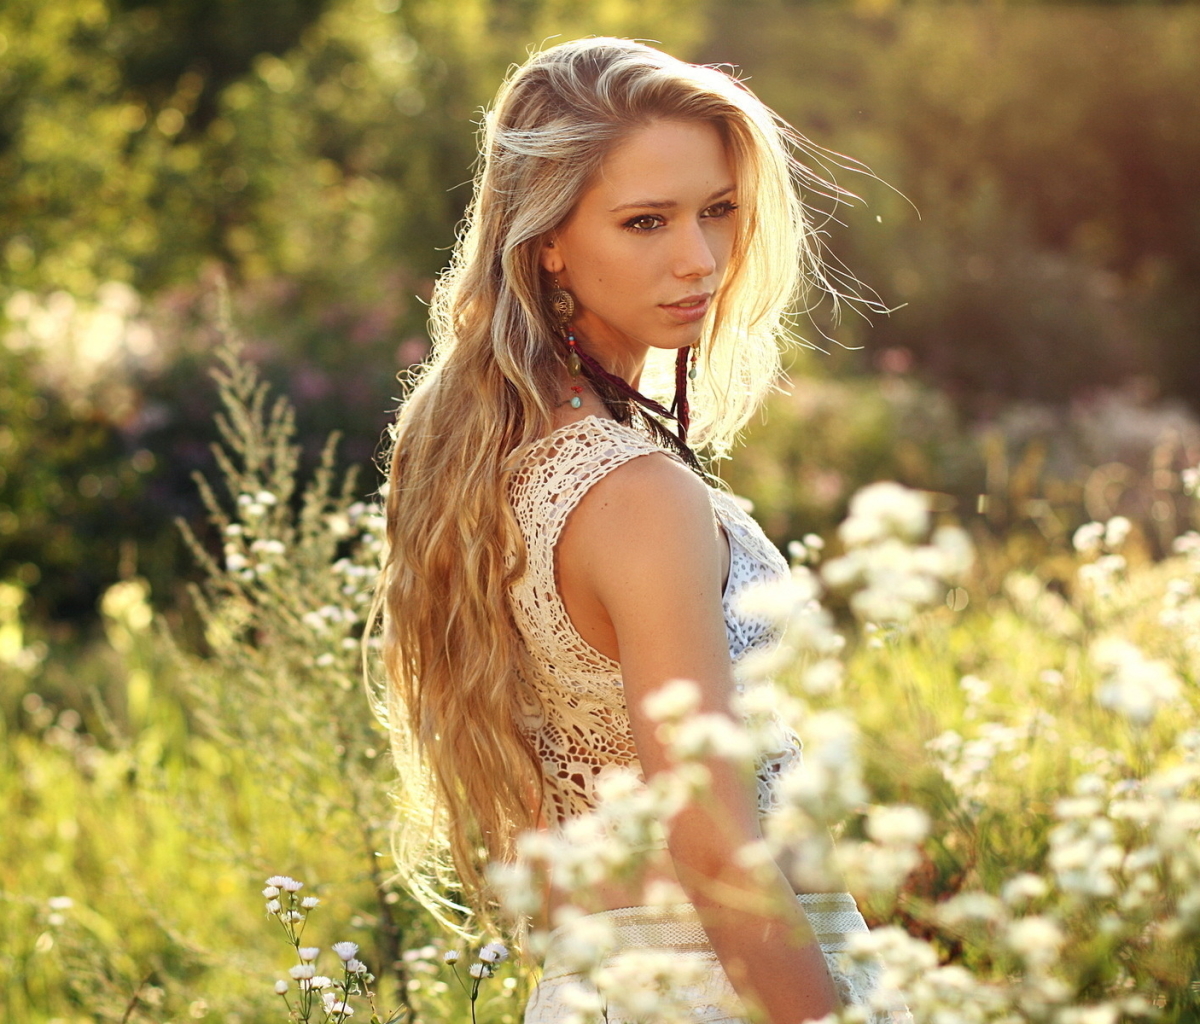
673, 222, 718, 279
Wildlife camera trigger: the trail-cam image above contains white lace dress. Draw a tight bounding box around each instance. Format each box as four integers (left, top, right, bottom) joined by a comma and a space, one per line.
506, 416, 892, 1024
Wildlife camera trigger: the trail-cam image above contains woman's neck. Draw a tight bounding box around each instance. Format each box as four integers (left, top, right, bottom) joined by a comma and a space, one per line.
569, 314, 647, 388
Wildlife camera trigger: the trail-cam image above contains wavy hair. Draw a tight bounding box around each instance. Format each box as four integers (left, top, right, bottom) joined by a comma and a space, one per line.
365, 37, 874, 928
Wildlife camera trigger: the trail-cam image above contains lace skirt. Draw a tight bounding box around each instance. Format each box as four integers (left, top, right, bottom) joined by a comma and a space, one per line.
523, 893, 900, 1024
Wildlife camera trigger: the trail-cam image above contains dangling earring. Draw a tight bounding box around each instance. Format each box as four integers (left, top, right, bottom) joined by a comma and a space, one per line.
689, 344, 700, 381
548, 277, 584, 406
548, 276, 576, 331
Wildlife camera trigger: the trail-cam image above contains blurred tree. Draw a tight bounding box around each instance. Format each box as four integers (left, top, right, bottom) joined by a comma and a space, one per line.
110, 0, 331, 127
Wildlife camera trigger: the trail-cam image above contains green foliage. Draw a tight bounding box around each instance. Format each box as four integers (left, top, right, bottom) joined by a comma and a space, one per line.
0, 344, 153, 622
0, 342, 533, 1023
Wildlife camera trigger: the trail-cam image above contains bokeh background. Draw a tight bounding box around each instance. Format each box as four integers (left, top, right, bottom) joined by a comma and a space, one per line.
3, 0, 1199, 635
3, 0, 1199, 1020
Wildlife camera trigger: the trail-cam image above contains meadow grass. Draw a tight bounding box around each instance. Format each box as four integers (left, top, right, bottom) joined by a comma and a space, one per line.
3, 344, 1198, 1021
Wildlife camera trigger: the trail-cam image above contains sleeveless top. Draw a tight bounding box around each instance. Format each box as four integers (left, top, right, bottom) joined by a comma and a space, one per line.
506, 415, 801, 834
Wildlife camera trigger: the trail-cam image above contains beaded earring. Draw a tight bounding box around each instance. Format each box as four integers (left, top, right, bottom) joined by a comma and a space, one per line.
548, 277, 584, 408
545, 277, 697, 455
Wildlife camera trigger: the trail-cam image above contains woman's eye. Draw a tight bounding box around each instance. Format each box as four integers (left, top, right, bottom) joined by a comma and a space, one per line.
624, 215, 663, 232
704, 200, 739, 219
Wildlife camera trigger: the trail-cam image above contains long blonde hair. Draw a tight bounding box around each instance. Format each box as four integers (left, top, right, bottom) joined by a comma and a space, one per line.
367, 37, 868, 927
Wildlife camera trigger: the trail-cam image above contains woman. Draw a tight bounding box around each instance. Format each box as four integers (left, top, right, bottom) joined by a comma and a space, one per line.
372, 38, 890, 1024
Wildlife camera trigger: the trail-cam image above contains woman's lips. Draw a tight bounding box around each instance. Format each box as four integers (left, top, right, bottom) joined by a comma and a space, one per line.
660, 294, 711, 323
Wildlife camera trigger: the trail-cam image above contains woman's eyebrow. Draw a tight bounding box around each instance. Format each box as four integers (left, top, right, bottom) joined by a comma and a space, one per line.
608, 184, 736, 213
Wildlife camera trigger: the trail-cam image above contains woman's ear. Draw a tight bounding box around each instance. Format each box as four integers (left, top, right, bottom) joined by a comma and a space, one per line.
540, 236, 565, 276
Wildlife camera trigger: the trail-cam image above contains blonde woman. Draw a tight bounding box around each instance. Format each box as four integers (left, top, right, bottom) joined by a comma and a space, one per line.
373, 38, 893, 1024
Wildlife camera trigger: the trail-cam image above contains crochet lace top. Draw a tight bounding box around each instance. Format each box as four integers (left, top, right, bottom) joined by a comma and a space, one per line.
506, 415, 800, 834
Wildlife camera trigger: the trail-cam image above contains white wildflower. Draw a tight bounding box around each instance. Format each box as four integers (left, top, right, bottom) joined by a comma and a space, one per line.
836, 839, 919, 893
265, 899, 281, 915
1058, 1004, 1118, 1024
734, 565, 822, 622
643, 878, 688, 906
779, 710, 865, 816
839, 482, 929, 546
300, 896, 319, 909
937, 891, 1005, 927
288, 964, 315, 980
668, 712, 756, 761
932, 525, 974, 578
443, 950, 461, 965
346, 959, 367, 974
1073, 521, 1105, 555
273, 980, 288, 995
1104, 516, 1132, 549
1093, 636, 1181, 726
469, 962, 491, 979
265, 874, 300, 890
298, 947, 319, 962
866, 804, 930, 847
1006, 915, 1064, 966
332, 941, 359, 961
846, 925, 938, 989
1055, 797, 1103, 819
478, 942, 509, 964
642, 679, 701, 722
959, 674, 991, 704
549, 908, 618, 973
1001, 873, 1049, 905
487, 860, 539, 917
801, 658, 842, 696
262, 886, 280, 899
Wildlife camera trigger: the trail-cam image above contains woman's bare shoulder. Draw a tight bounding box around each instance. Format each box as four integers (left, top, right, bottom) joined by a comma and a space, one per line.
561, 447, 723, 601
572, 446, 712, 532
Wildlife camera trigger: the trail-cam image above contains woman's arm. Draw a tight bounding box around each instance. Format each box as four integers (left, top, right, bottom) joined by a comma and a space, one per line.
558, 452, 842, 1024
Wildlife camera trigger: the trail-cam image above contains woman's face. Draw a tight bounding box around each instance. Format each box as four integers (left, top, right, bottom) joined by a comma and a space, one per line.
541, 119, 738, 380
